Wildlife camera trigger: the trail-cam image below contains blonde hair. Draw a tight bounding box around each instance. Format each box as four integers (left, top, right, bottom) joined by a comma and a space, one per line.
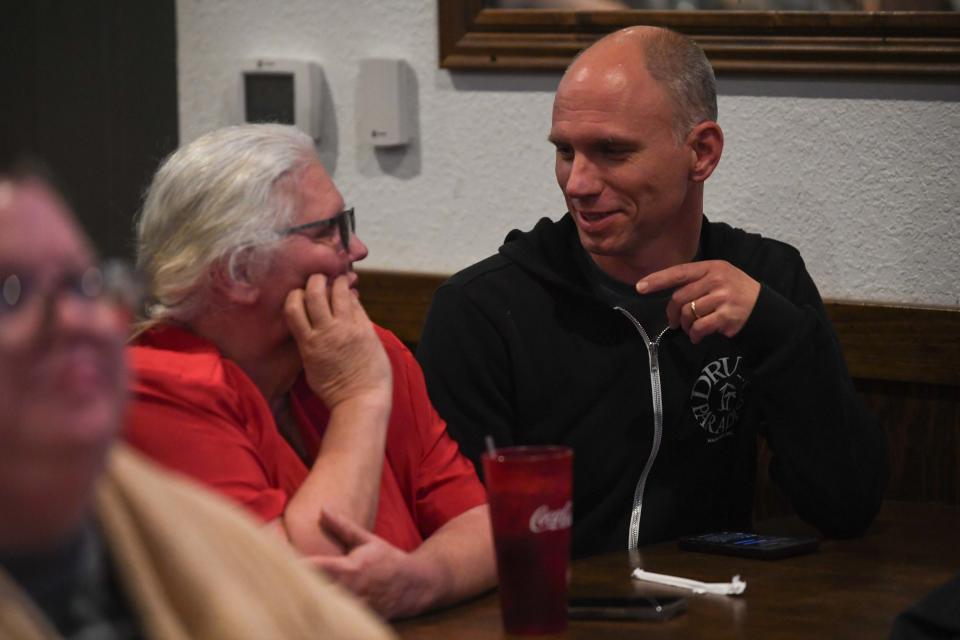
135, 124, 316, 330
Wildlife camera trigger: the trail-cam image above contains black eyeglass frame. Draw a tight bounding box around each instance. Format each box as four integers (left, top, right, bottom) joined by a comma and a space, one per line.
0, 259, 142, 323
276, 207, 355, 252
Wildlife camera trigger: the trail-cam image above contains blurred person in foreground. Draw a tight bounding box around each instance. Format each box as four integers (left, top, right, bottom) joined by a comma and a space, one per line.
416, 26, 889, 558
124, 124, 496, 619
0, 171, 394, 639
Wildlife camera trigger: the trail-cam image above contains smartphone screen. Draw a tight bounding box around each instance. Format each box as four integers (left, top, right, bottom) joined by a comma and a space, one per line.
568, 595, 687, 621
678, 531, 820, 559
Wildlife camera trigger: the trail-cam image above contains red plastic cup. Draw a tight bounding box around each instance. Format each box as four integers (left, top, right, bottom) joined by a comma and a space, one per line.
482, 446, 573, 635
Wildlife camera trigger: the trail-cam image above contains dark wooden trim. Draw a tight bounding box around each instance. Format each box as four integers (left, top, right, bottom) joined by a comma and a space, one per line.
357, 269, 960, 387
825, 301, 959, 388
357, 270, 447, 348
438, 1, 960, 76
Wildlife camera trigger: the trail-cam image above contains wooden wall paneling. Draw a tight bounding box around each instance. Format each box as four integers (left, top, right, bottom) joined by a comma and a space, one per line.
357, 270, 960, 385
357, 269, 960, 507
825, 302, 960, 387
358, 270, 446, 349
858, 379, 960, 505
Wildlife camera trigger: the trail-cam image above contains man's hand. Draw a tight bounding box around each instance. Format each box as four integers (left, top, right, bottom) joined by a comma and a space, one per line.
307, 509, 441, 620
284, 274, 392, 410
636, 260, 760, 344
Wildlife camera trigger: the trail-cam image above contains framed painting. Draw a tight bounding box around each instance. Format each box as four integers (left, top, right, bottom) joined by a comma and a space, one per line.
439, 0, 960, 75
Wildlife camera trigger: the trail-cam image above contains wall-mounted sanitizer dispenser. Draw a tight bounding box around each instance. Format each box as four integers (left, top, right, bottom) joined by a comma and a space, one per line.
238, 59, 323, 140
357, 58, 411, 148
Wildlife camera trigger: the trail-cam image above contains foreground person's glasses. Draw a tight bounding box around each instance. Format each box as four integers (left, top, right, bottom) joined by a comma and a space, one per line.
0, 260, 142, 341
277, 207, 356, 252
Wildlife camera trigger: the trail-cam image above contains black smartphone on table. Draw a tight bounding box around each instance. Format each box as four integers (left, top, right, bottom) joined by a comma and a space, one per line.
678, 531, 820, 560
568, 595, 687, 621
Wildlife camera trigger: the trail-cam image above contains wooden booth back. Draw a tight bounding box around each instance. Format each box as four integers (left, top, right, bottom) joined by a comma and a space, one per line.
356, 270, 960, 515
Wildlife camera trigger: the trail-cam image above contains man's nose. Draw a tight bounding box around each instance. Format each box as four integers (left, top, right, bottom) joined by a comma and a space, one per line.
563, 155, 602, 199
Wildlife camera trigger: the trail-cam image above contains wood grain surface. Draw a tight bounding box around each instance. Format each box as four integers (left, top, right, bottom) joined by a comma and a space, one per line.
396, 501, 960, 639
356, 269, 960, 385
356, 269, 960, 507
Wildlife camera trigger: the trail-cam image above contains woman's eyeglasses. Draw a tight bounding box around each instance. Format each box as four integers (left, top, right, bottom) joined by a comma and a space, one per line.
276, 208, 356, 252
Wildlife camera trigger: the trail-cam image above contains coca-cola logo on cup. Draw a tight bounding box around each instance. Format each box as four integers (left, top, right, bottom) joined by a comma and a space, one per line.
529, 500, 573, 533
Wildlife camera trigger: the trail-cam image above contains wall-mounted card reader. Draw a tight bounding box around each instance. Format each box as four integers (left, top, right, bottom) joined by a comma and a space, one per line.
357, 58, 411, 147
239, 59, 323, 140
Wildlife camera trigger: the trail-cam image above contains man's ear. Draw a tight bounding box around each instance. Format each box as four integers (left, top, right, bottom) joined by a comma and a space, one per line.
210, 251, 261, 305
686, 121, 724, 183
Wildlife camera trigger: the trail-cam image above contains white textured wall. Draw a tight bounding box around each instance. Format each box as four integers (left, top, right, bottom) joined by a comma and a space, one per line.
177, 0, 960, 306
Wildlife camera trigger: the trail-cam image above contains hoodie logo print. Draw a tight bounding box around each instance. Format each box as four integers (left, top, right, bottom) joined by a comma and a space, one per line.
690, 356, 746, 443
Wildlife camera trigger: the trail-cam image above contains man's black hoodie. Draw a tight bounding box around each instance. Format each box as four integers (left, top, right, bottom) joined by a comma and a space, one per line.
418, 214, 888, 558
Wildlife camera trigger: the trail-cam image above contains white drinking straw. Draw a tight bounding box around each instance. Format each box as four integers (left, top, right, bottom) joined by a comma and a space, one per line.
485, 435, 497, 456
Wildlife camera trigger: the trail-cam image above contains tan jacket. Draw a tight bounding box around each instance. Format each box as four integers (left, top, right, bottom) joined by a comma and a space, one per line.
0, 445, 395, 640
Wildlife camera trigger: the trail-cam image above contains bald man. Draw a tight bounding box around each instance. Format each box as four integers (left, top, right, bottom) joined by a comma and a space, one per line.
417, 26, 888, 558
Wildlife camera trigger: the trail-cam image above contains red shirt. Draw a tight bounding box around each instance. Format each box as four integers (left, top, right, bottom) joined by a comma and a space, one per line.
125, 324, 486, 552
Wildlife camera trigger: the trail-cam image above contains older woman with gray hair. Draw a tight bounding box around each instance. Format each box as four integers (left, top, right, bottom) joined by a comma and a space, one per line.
125, 124, 495, 619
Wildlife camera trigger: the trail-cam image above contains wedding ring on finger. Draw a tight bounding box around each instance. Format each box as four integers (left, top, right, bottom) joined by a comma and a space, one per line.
690, 300, 702, 320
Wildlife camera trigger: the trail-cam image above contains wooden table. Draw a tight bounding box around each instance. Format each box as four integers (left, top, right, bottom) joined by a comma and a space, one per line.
396, 501, 959, 639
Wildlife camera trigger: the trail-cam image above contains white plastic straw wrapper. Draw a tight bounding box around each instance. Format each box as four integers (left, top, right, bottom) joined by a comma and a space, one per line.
631, 568, 747, 596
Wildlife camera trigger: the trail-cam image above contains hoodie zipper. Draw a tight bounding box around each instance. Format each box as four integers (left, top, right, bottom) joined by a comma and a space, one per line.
614, 306, 671, 550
